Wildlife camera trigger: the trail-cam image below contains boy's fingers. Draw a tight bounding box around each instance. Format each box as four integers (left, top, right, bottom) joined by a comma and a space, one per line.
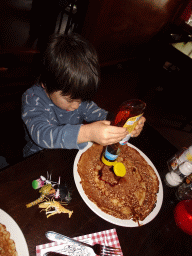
108, 126, 128, 134
101, 120, 111, 125
138, 116, 146, 125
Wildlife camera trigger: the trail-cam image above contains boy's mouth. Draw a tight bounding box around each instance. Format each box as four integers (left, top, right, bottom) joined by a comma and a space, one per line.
67, 109, 75, 112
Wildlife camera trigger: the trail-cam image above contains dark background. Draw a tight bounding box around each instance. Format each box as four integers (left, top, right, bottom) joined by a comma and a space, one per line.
0, 0, 192, 166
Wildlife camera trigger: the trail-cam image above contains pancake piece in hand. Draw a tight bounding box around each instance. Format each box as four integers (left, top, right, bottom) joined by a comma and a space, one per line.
77, 143, 159, 223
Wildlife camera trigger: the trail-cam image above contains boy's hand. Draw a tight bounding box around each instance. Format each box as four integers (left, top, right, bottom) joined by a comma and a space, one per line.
78, 117, 146, 146
78, 120, 128, 146
131, 116, 146, 137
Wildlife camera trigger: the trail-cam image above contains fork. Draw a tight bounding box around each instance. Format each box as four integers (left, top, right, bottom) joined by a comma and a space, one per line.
45, 231, 122, 255
44, 247, 121, 256
93, 244, 122, 255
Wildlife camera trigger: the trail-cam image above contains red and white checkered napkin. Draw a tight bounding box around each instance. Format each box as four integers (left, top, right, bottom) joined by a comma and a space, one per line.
36, 228, 123, 256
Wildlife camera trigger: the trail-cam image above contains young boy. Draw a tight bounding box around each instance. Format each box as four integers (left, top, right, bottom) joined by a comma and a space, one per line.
22, 33, 145, 157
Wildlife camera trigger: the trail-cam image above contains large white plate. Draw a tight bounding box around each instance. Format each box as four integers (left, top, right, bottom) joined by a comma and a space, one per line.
73, 142, 163, 227
0, 208, 29, 255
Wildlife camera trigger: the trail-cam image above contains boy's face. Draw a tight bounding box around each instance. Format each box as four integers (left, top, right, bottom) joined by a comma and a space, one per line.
47, 90, 81, 111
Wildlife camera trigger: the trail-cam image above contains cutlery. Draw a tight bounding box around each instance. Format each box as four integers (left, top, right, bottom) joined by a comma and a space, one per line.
46, 231, 122, 255
44, 253, 66, 256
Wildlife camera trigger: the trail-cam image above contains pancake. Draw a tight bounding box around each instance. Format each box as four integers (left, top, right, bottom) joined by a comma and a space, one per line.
0, 223, 18, 256
77, 143, 159, 223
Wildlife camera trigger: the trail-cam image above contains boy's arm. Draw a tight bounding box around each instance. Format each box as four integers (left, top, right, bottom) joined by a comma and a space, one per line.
22, 97, 87, 150
83, 101, 108, 122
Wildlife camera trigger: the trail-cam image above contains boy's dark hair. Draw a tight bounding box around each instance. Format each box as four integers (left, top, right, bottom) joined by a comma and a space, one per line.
38, 33, 100, 101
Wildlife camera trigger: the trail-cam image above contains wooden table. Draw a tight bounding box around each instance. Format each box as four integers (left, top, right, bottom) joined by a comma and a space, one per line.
0, 123, 192, 256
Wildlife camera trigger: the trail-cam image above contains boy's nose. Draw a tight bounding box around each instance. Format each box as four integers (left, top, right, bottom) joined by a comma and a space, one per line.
71, 102, 80, 110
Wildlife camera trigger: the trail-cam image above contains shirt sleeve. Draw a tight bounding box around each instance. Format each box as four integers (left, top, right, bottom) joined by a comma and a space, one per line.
22, 92, 87, 150
83, 101, 108, 122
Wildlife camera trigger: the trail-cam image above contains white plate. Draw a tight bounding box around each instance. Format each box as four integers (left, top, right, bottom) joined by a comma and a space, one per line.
73, 142, 163, 227
0, 208, 29, 255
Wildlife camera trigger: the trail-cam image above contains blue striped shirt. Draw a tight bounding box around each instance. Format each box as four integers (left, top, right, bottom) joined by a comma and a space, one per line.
22, 84, 108, 157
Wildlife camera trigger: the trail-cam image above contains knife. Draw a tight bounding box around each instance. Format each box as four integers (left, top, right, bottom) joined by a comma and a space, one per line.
45, 231, 92, 255
44, 253, 64, 256
45, 231, 90, 247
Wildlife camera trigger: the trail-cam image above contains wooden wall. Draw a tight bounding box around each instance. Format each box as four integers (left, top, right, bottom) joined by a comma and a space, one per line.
81, 0, 191, 65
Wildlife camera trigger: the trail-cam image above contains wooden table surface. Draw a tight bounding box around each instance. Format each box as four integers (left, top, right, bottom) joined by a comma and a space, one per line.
0, 123, 192, 256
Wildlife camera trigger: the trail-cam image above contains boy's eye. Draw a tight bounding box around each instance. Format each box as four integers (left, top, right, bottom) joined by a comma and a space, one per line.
64, 97, 73, 103
66, 98, 81, 104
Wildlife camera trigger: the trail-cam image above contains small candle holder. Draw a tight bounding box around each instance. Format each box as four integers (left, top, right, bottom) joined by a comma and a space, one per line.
167, 148, 186, 171
174, 199, 192, 235
176, 182, 192, 201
